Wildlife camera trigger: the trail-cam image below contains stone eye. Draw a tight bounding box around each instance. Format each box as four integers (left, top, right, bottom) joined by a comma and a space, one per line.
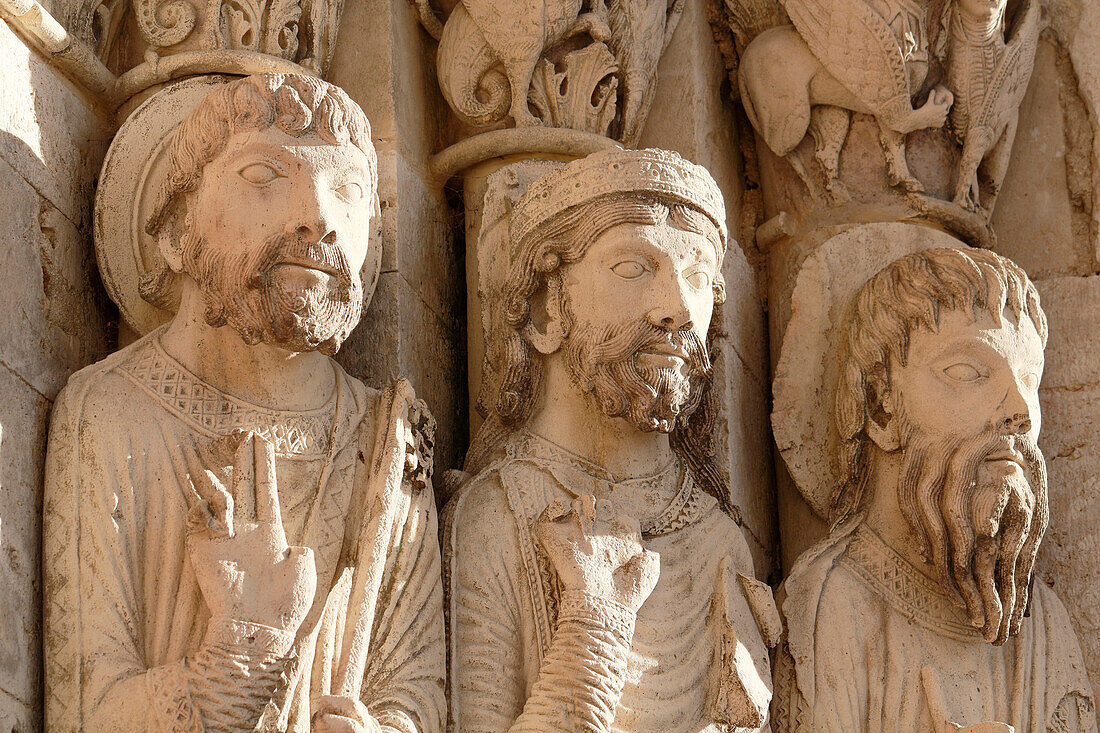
238, 162, 282, 185
1021, 372, 1040, 390
611, 261, 646, 279
685, 269, 710, 289
334, 181, 364, 203
943, 363, 983, 382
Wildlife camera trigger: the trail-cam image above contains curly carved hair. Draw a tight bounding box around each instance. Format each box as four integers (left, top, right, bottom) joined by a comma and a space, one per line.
494, 193, 727, 427
832, 246, 1047, 525
141, 73, 377, 307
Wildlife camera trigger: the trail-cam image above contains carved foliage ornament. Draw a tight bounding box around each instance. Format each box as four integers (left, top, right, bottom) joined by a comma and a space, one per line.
413, 0, 685, 144
68, 0, 343, 76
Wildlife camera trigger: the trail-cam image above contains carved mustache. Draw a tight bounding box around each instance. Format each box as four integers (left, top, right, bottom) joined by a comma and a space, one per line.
581, 320, 711, 376
250, 232, 356, 291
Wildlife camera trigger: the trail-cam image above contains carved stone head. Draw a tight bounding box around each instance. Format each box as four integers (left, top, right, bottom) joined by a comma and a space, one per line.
835, 246, 1049, 644
495, 148, 728, 434
143, 73, 379, 356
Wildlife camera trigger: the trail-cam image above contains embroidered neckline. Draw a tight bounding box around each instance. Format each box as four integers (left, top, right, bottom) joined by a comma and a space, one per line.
841, 525, 982, 640
508, 430, 708, 537
119, 336, 338, 458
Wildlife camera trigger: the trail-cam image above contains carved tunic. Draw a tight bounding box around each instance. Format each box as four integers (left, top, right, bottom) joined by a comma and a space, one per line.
445, 432, 775, 732
771, 521, 1097, 732
43, 331, 445, 732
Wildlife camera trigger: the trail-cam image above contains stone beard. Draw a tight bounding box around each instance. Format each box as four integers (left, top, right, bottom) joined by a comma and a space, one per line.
446, 147, 776, 733
43, 73, 445, 733
894, 405, 1048, 645
563, 310, 710, 434
180, 224, 364, 355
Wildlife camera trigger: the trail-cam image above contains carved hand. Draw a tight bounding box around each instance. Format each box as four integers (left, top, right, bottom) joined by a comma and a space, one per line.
904, 85, 954, 133
311, 695, 378, 733
185, 431, 317, 633
536, 495, 660, 613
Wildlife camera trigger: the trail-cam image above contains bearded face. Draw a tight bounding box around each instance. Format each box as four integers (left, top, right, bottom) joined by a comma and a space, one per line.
896, 408, 1048, 645
563, 313, 711, 433
883, 306, 1048, 645
179, 126, 377, 354
181, 226, 364, 355
550, 219, 720, 434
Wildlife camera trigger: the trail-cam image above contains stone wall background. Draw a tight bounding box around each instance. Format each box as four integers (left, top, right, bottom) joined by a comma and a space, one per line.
1, 0, 1099, 725
0, 18, 114, 730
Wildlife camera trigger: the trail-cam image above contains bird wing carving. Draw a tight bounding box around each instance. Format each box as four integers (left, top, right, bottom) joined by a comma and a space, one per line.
780, 0, 913, 126
459, 0, 547, 64
976, 0, 1041, 132
608, 0, 674, 143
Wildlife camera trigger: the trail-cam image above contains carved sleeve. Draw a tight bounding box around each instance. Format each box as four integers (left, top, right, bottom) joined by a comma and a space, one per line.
509, 591, 635, 733
356, 471, 447, 733
144, 621, 293, 733
449, 481, 635, 733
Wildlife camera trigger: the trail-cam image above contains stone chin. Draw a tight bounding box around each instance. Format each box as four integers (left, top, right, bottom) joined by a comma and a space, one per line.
563, 317, 711, 435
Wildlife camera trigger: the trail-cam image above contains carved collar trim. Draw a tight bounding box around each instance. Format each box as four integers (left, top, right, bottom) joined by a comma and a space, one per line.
506, 431, 708, 537
119, 336, 339, 458
840, 524, 983, 641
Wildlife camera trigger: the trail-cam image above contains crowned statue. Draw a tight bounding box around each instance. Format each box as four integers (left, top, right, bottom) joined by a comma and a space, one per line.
445, 147, 780, 732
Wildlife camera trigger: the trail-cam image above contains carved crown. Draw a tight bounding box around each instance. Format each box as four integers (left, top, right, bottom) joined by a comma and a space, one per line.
510, 148, 729, 255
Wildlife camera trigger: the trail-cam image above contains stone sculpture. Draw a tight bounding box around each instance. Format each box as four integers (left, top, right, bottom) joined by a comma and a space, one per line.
66, 0, 343, 75
414, 0, 685, 143
445, 147, 779, 732
770, 246, 1096, 731
43, 73, 445, 732
736, 0, 954, 197
945, 0, 1042, 214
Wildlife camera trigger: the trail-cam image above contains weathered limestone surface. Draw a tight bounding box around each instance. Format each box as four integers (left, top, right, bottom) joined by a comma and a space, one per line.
45, 73, 445, 732
639, 0, 775, 578
772, 246, 1095, 731
0, 19, 112, 731
1036, 274, 1100, 703
449, 147, 778, 732
329, 0, 465, 472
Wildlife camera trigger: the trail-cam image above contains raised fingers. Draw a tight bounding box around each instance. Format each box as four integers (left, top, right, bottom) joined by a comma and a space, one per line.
181, 444, 234, 538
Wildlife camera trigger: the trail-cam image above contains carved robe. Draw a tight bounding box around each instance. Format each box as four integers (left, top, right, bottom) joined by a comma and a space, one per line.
771, 520, 1097, 732
445, 431, 777, 733
43, 331, 446, 732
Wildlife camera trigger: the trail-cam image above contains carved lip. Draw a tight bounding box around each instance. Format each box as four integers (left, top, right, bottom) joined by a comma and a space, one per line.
276, 257, 340, 277
638, 343, 688, 362
984, 448, 1025, 467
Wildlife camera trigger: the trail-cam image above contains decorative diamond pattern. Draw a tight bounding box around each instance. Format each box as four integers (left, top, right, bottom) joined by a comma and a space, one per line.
840, 526, 981, 640
120, 340, 334, 457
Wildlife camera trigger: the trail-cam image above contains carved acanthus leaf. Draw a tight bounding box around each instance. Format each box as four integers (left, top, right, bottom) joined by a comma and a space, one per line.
261, 0, 302, 57
528, 43, 619, 135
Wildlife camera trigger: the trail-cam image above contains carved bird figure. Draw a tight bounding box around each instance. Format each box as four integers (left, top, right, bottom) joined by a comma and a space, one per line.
737, 0, 954, 198
945, 0, 1041, 213
434, 0, 612, 127
604, 0, 685, 145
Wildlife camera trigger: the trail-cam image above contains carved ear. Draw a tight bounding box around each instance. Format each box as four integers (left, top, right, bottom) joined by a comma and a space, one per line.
522, 275, 565, 355
866, 388, 901, 452
156, 210, 187, 272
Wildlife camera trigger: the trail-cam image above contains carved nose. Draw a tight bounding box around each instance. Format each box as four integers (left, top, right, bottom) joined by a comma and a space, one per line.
295, 225, 337, 245
998, 412, 1032, 435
